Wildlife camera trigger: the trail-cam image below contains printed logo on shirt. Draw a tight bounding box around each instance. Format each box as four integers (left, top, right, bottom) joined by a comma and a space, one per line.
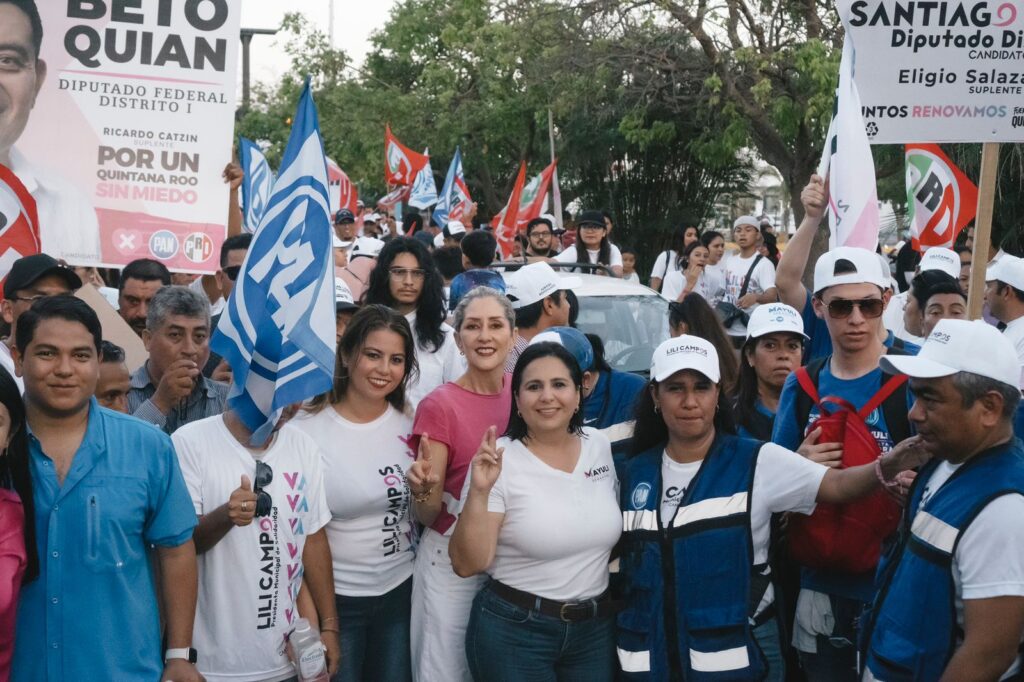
379, 463, 411, 557
806, 410, 895, 454
257, 511, 281, 630
584, 465, 611, 482
631, 482, 652, 509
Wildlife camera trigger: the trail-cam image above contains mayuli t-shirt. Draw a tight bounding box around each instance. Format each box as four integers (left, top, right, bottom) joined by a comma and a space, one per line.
292, 404, 417, 597
412, 376, 513, 535
723, 253, 776, 336
484, 428, 621, 601
173, 416, 330, 682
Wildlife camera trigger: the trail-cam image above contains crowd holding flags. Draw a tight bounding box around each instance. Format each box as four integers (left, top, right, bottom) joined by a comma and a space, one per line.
407, 150, 439, 209
212, 79, 336, 445
0, 165, 41, 284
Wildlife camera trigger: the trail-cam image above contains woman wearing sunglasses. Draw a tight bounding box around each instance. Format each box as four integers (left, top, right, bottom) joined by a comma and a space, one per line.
405, 287, 515, 682
616, 336, 928, 681
364, 238, 464, 410
294, 305, 418, 681
451, 339, 621, 681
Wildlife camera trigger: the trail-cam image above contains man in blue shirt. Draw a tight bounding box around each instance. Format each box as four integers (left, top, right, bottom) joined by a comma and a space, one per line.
11, 296, 201, 682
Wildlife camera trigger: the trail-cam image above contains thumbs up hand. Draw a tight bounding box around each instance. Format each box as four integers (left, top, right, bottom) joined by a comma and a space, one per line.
469, 426, 504, 495
228, 474, 258, 526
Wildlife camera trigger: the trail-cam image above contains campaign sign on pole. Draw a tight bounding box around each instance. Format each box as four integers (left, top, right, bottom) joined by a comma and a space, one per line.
14, 2, 241, 271
846, 0, 1024, 143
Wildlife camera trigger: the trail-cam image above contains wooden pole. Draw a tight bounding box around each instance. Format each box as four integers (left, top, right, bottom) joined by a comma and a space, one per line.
967, 142, 1000, 320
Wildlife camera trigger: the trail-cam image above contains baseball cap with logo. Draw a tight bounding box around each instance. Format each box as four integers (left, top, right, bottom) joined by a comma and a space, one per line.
986, 254, 1024, 291
530, 326, 594, 372
334, 209, 355, 225
880, 319, 1021, 390
745, 302, 808, 341
813, 246, 889, 294
650, 335, 721, 384
919, 247, 961, 280
334, 278, 358, 313
364, 213, 381, 224
503, 262, 580, 309
444, 220, 467, 237
351, 236, 385, 259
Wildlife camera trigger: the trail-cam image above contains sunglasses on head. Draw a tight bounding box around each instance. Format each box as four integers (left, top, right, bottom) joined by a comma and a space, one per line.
253, 460, 273, 517
824, 297, 884, 319
223, 265, 242, 282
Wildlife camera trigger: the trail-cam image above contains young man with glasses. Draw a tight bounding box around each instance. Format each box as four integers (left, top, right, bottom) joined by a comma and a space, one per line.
0, 253, 81, 392
524, 216, 559, 258
771, 246, 914, 682
172, 401, 340, 681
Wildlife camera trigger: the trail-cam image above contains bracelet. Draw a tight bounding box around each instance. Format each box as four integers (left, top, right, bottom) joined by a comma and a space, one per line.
874, 458, 901, 490
320, 616, 339, 632
412, 488, 433, 503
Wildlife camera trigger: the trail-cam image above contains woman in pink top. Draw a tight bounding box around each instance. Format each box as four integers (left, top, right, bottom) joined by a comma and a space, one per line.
406, 287, 514, 682
0, 368, 33, 682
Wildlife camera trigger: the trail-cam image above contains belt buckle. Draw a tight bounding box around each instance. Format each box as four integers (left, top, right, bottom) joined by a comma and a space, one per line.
559, 602, 574, 622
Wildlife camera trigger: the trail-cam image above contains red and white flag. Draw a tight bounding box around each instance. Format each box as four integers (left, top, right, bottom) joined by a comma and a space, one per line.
0, 164, 42, 293
905, 144, 977, 251
377, 185, 411, 210
326, 157, 358, 214
818, 23, 880, 250
492, 162, 528, 258
384, 125, 429, 186
516, 161, 557, 229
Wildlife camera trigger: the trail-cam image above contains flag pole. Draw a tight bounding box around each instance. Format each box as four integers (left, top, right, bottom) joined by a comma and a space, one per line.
548, 109, 563, 231
967, 142, 1000, 320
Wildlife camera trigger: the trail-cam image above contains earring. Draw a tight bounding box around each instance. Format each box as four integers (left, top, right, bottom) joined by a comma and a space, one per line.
654, 403, 660, 413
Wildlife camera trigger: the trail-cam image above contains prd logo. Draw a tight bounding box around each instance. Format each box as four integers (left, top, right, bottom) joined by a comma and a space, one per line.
183, 233, 213, 263
148, 230, 179, 260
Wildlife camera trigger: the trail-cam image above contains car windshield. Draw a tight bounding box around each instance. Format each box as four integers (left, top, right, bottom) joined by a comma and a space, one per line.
575, 294, 669, 375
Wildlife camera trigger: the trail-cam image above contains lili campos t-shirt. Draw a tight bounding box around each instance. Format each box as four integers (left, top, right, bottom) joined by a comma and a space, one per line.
172, 416, 331, 682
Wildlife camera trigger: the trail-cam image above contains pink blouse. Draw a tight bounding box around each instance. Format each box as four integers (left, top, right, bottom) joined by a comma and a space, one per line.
0, 489, 25, 682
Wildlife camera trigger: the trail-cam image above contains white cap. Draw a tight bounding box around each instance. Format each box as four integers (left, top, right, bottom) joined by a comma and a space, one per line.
880, 319, 1022, 391
919, 247, 961, 280
332, 234, 352, 249
733, 215, 759, 229
445, 220, 467, 236
433, 232, 445, 249
877, 253, 896, 292
364, 213, 380, 223
504, 262, 580, 309
813, 246, 889, 293
986, 254, 1024, 291
650, 335, 721, 383
334, 278, 358, 310
351, 236, 385, 258
745, 302, 808, 341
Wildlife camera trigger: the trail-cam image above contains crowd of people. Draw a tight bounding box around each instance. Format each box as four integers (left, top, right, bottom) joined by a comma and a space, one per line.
0, 164, 1023, 682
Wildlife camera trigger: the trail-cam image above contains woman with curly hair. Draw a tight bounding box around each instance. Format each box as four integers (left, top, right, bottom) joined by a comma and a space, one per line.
364, 237, 465, 409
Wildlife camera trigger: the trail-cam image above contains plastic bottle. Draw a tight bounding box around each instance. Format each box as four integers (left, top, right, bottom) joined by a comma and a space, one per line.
288, 618, 329, 682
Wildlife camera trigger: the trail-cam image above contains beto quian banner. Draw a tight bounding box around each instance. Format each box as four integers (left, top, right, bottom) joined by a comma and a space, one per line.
844, 0, 1024, 143
13, 0, 241, 271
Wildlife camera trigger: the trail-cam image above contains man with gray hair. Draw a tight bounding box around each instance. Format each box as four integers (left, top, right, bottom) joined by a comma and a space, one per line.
861, 319, 1024, 681
127, 285, 228, 432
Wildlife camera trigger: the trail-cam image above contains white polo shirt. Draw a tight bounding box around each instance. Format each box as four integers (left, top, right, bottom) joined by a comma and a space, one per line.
1001, 315, 1024, 389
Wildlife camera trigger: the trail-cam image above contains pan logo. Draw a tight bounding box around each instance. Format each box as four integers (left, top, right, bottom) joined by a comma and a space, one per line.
148, 230, 179, 260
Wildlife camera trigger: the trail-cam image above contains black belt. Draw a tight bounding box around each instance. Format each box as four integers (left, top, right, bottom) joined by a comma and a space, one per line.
488, 580, 617, 623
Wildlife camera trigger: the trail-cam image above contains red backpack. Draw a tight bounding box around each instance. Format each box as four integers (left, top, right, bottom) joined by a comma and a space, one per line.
786, 362, 908, 573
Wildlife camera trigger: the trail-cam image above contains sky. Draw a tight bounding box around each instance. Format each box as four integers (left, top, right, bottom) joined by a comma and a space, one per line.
239, 0, 399, 87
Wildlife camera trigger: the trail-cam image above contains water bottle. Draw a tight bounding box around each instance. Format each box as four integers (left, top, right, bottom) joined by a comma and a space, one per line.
288, 618, 329, 682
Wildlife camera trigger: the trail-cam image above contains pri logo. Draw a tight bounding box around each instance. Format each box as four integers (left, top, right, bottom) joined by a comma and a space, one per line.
183, 232, 213, 263
148, 230, 179, 260
865, 122, 879, 139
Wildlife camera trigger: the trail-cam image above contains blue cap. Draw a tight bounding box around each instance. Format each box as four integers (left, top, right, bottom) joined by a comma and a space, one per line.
334, 209, 355, 224
529, 326, 594, 372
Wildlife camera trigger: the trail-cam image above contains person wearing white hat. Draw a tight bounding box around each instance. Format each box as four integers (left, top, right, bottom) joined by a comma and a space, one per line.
501, 262, 580, 372
908, 270, 967, 340
772, 236, 917, 680
985, 255, 1024, 388
862, 319, 1024, 682
720, 215, 778, 338
616, 336, 928, 682
882, 246, 961, 346
361, 213, 382, 238
332, 233, 352, 270
333, 278, 359, 344
439, 220, 467, 248
733, 303, 807, 441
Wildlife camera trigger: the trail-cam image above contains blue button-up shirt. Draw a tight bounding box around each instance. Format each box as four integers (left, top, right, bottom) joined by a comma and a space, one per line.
13, 399, 197, 681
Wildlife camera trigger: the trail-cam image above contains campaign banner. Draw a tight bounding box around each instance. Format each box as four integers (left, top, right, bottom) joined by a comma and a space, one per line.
14, 1, 241, 271
845, 0, 1024, 142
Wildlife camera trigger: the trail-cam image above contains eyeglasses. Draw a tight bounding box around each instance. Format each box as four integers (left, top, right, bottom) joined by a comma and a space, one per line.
530, 231, 552, 238
223, 266, 241, 281
825, 297, 885, 319
388, 267, 426, 281
253, 460, 273, 517
9, 295, 46, 304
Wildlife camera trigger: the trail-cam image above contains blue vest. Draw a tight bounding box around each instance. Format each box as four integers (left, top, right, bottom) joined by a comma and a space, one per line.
617, 434, 767, 681
584, 370, 646, 465
862, 439, 1024, 681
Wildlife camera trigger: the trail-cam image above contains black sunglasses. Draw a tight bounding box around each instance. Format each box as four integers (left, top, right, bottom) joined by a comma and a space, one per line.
223, 265, 241, 282
253, 460, 273, 517
825, 297, 884, 319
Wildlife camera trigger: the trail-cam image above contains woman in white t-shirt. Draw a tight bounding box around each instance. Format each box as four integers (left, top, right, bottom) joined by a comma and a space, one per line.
616, 336, 929, 681
294, 304, 419, 682
650, 224, 701, 292
553, 210, 623, 276
701, 230, 729, 307
451, 342, 621, 681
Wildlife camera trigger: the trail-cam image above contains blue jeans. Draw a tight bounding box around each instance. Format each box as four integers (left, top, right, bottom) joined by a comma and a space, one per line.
465, 585, 615, 682
753, 619, 785, 682
331, 577, 412, 682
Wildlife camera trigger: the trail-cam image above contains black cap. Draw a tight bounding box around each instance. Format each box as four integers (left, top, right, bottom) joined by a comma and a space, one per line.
4, 254, 82, 299
577, 210, 606, 228
334, 209, 355, 224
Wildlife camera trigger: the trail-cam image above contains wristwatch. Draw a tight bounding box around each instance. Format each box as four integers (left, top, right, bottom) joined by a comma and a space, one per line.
165, 647, 198, 664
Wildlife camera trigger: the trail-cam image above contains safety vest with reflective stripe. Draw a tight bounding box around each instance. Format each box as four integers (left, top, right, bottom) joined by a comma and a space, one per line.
617, 434, 767, 681
861, 439, 1024, 681
584, 369, 646, 463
